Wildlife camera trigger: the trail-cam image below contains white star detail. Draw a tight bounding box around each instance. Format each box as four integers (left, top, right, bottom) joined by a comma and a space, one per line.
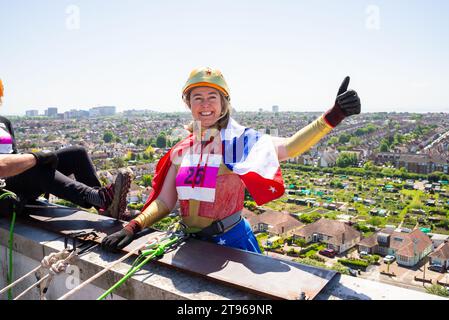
269, 186, 277, 193
218, 238, 226, 245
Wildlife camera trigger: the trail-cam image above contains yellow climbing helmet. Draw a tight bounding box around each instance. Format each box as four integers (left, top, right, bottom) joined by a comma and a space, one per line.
182, 67, 230, 101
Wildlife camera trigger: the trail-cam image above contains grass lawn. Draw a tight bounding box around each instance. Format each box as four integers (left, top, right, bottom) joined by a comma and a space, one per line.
256, 232, 268, 240
432, 227, 449, 235
303, 243, 326, 257
263, 198, 305, 212
362, 231, 374, 238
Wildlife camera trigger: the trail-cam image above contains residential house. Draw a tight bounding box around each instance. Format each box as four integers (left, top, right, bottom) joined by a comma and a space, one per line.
430, 234, 449, 249
358, 228, 433, 267
319, 149, 339, 168
429, 242, 449, 269
373, 152, 449, 174
292, 218, 361, 254
241, 208, 258, 221
246, 210, 303, 237
287, 154, 313, 165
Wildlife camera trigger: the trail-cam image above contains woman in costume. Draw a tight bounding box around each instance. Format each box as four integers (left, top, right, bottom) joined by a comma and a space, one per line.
102, 67, 361, 253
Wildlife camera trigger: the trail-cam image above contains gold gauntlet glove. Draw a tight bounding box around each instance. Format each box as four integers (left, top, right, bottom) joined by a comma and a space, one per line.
133, 199, 170, 229
285, 115, 333, 159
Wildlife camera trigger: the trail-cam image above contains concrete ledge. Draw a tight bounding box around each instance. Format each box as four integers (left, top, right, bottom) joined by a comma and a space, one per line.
1, 217, 446, 300
0, 218, 262, 300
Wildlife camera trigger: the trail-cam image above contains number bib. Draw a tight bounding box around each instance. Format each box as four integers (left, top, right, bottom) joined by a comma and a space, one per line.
175, 153, 221, 202
0, 125, 14, 154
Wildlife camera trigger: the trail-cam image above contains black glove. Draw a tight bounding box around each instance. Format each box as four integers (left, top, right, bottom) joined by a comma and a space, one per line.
101, 228, 135, 252
31, 151, 58, 170
335, 76, 361, 116
324, 76, 361, 127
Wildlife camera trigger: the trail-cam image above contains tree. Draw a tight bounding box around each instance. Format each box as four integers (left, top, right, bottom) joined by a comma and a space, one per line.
103, 131, 114, 143
112, 157, 125, 169
336, 152, 358, 168
327, 136, 338, 146
293, 237, 306, 247
143, 145, 155, 161
141, 174, 153, 187
156, 134, 167, 148
349, 136, 361, 146
429, 171, 449, 182
136, 138, 144, 146
380, 141, 389, 152
393, 133, 403, 145
244, 200, 257, 211
338, 133, 351, 144
126, 151, 136, 161
363, 161, 375, 171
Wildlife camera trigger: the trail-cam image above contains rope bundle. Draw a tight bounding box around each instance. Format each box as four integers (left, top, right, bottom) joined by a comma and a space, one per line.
41, 249, 77, 275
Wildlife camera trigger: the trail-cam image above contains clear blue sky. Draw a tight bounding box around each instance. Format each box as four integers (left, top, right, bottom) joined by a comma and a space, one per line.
1, 0, 448, 115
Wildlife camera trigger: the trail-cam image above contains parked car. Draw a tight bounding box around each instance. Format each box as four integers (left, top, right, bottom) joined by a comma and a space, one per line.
319, 249, 337, 258
428, 264, 445, 273
359, 251, 370, 258
383, 255, 396, 263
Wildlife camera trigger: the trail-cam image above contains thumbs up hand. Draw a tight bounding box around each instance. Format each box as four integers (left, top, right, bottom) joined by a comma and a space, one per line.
324, 76, 361, 127
336, 76, 361, 117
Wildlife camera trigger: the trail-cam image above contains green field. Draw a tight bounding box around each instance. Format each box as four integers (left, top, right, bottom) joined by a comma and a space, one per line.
259, 166, 449, 235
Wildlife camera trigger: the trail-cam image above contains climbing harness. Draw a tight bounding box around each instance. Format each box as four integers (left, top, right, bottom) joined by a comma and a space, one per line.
97, 230, 189, 300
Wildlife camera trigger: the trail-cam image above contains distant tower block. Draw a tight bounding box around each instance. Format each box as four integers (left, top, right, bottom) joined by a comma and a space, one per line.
26, 110, 39, 117
272, 105, 279, 113
47, 107, 58, 117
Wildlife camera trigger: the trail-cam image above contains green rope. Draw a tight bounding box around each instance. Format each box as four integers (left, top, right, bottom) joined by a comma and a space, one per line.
97, 235, 182, 300
0, 191, 18, 300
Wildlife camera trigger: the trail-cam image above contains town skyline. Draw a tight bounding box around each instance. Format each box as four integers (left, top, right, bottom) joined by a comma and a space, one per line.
3, 105, 449, 117
1, 1, 449, 115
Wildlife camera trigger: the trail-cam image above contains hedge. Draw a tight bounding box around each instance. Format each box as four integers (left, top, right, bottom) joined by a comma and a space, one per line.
338, 258, 369, 269
299, 243, 322, 255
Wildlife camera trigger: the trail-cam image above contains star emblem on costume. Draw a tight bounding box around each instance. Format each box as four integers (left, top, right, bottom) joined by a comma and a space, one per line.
218, 238, 226, 245
268, 186, 277, 193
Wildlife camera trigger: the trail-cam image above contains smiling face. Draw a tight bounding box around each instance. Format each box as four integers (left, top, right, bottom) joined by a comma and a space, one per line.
188, 86, 223, 129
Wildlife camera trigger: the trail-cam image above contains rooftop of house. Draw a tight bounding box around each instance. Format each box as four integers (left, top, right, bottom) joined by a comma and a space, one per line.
293, 218, 361, 245
245, 210, 303, 232
359, 228, 433, 258
429, 242, 449, 260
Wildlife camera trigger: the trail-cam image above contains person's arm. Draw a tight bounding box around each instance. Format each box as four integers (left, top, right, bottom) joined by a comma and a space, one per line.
0, 154, 36, 177
274, 76, 361, 162
273, 116, 333, 162
101, 163, 178, 251
129, 163, 178, 232
0, 151, 59, 178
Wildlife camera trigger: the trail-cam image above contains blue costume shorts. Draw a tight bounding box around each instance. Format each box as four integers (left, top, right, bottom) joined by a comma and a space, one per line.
208, 218, 262, 254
